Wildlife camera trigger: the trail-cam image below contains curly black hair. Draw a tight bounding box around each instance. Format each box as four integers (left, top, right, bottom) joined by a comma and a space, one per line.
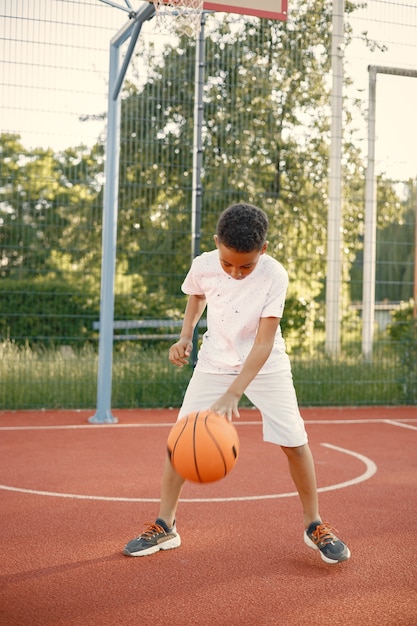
216, 203, 269, 252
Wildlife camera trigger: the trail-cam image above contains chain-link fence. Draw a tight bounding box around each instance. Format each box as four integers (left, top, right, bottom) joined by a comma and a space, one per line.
1, 0, 416, 409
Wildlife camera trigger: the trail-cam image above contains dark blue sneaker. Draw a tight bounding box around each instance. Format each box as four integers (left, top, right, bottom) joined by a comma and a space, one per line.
304, 521, 351, 564
123, 518, 181, 557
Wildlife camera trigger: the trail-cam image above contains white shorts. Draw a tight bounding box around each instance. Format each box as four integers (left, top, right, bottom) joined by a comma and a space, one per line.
178, 370, 308, 448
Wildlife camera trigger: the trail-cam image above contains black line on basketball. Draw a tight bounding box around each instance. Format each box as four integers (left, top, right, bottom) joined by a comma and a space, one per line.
168, 414, 189, 464
192, 411, 202, 482
201, 412, 228, 479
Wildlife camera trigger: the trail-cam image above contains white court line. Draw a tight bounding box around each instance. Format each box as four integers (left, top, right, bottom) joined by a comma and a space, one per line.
0, 423, 174, 431
0, 418, 416, 431
383, 419, 417, 431
0, 442, 377, 503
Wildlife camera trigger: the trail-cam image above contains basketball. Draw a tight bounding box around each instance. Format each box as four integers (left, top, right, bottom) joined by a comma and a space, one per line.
167, 410, 239, 483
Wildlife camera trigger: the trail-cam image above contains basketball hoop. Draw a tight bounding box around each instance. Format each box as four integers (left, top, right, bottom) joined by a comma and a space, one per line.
150, 0, 204, 38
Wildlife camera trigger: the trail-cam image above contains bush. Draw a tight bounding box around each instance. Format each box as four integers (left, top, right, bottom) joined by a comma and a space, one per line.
0, 277, 99, 345
387, 301, 417, 404
281, 295, 317, 353
0, 275, 187, 346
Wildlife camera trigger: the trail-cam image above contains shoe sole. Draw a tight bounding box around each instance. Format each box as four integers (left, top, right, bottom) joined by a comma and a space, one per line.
304, 532, 351, 564
123, 534, 181, 557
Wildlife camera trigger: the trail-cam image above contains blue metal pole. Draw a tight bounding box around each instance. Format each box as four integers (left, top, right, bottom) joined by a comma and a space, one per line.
89, 4, 155, 424
190, 13, 205, 368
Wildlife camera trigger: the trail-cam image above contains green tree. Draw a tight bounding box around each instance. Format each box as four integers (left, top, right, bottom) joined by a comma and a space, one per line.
117, 43, 197, 300
375, 180, 415, 301
350, 178, 414, 302
46, 142, 105, 281
1, 0, 391, 335
114, 0, 367, 314
0, 134, 104, 281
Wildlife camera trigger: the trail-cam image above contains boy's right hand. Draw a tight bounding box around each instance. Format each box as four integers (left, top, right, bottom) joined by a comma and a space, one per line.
169, 338, 193, 367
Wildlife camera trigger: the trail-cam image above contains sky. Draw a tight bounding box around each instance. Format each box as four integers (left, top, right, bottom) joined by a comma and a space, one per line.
0, 0, 416, 181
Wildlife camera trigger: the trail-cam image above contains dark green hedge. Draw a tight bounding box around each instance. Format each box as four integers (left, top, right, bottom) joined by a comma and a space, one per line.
0, 276, 313, 347
0, 277, 99, 344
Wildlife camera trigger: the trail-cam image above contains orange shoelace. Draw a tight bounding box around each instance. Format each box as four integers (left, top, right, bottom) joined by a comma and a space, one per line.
141, 522, 166, 540
310, 522, 338, 546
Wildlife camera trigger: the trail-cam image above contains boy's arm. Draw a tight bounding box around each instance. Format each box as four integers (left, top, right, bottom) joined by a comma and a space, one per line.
210, 316, 280, 420
169, 294, 207, 367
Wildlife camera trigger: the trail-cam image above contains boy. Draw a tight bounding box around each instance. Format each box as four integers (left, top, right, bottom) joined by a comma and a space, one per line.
124, 203, 350, 564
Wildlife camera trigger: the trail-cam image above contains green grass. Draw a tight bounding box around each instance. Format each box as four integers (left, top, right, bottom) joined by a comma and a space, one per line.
0, 342, 98, 409
0, 338, 409, 410
292, 354, 403, 406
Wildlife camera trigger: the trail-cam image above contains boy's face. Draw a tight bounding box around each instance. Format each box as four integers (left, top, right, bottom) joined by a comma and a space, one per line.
214, 237, 268, 280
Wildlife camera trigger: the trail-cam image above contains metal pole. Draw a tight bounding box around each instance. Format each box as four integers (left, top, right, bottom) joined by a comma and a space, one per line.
89, 4, 155, 423
325, 0, 344, 356
112, 16, 146, 100
191, 13, 205, 262
190, 13, 206, 368
362, 65, 377, 361
361, 66, 417, 358
414, 182, 417, 319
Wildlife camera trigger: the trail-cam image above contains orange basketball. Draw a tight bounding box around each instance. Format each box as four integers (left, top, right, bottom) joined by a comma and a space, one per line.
167, 410, 239, 483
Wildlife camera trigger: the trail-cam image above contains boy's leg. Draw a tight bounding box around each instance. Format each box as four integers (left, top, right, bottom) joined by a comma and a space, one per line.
157, 454, 186, 528
281, 443, 351, 563
123, 456, 184, 557
124, 370, 229, 557
156, 370, 232, 526
280, 443, 320, 528
246, 371, 350, 563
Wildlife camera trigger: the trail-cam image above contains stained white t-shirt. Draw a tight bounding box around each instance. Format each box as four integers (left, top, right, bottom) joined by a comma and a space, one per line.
181, 249, 291, 374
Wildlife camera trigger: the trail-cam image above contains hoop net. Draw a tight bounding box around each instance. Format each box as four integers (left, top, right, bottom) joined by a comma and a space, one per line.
151, 0, 203, 38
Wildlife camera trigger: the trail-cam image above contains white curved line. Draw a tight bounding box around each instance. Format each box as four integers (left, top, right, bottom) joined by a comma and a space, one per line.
316, 443, 377, 492
0, 442, 376, 503
0, 484, 161, 502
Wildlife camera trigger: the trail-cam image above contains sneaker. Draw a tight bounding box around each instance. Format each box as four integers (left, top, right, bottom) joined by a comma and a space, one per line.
123, 518, 181, 557
304, 521, 351, 564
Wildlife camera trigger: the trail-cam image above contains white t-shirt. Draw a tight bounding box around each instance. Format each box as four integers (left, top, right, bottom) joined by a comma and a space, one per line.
181, 249, 291, 374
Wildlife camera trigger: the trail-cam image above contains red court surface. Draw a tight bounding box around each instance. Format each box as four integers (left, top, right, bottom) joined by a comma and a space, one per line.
1, 406, 417, 626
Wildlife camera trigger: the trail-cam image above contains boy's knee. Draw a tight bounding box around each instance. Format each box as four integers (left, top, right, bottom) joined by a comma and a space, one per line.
280, 443, 308, 459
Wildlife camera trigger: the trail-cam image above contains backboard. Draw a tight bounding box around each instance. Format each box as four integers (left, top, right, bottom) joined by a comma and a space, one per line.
203, 0, 287, 20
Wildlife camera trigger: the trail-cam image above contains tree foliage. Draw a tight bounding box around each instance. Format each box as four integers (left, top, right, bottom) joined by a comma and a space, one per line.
1, 0, 412, 346
0, 134, 104, 280
116, 0, 370, 307
350, 179, 415, 302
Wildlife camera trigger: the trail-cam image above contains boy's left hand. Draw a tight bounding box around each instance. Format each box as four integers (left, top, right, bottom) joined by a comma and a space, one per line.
210, 391, 241, 422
